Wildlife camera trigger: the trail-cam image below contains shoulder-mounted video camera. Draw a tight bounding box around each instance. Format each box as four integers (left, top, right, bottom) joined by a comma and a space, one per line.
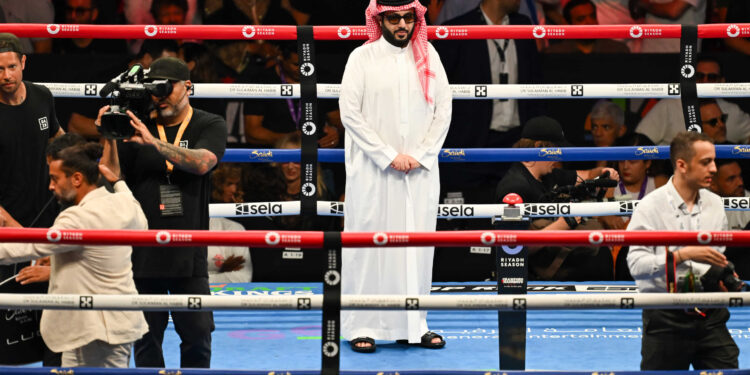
98, 64, 173, 139
542, 171, 618, 204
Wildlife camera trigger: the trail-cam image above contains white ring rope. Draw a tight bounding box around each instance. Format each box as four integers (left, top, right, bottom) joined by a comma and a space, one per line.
0, 292, 745, 311
39, 82, 750, 100
210, 198, 750, 219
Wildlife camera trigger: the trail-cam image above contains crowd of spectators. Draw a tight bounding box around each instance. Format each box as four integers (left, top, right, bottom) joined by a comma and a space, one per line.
5, 0, 750, 284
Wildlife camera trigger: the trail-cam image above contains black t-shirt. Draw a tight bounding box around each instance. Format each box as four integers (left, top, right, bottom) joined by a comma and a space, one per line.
0, 81, 60, 227
243, 67, 334, 146
119, 108, 227, 278
495, 163, 577, 203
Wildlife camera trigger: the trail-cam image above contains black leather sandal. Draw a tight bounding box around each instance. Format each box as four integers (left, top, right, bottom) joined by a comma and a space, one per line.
396, 331, 446, 349
350, 337, 376, 353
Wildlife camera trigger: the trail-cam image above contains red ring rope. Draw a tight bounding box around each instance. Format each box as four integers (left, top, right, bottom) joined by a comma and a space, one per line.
0, 23, 747, 40
0, 228, 742, 248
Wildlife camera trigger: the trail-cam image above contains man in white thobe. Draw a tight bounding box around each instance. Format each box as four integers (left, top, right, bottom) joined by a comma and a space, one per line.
338, 0, 452, 353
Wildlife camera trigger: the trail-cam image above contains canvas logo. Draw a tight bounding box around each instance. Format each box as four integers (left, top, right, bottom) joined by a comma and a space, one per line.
179, 140, 189, 149
668, 84, 680, 95
571, 85, 583, 96
79, 296, 93, 309
513, 298, 526, 310
730, 298, 743, 307
38, 117, 49, 131
475, 85, 488, 97
84, 84, 97, 96
281, 85, 293, 97
619, 201, 639, 213
329, 202, 344, 215
297, 298, 312, 310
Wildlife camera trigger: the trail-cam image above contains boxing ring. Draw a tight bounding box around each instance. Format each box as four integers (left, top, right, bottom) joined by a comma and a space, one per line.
2, 21, 750, 374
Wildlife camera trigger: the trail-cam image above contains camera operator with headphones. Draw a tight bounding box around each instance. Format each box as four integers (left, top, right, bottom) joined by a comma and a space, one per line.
495, 116, 620, 280
95, 56, 226, 368
627, 131, 740, 370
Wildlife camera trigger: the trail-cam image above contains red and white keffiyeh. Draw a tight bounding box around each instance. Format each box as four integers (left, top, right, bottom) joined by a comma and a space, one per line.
365, 0, 436, 104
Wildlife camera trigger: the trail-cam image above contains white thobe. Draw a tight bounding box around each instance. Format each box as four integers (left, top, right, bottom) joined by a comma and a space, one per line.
339, 37, 452, 343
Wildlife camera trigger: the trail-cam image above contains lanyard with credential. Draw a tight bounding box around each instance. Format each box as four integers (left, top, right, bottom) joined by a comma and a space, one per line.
157, 106, 193, 181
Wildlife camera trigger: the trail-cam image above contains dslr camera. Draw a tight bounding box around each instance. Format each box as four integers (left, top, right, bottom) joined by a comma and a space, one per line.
700, 261, 748, 292
97, 64, 173, 139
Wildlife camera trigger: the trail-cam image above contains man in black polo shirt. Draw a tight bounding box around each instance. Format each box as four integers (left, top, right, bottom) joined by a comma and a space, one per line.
0, 32, 64, 366
496, 116, 618, 280
98, 57, 227, 368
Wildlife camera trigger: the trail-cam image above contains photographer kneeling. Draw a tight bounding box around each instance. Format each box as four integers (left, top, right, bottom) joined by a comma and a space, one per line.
627, 132, 740, 370
95, 57, 226, 368
495, 116, 619, 280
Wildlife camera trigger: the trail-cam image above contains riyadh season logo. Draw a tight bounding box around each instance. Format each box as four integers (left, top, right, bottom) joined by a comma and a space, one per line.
156, 231, 171, 244
532, 26, 546, 39
629, 26, 643, 39
265, 232, 281, 246
681, 64, 695, 79
337, 26, 351, 39
687, 124, 702, 133
697, 232, 712, 245
436, 26, 449, 39
47, 24, 60, 35
242, 26, 256, 39
46, 229, 62, 243
144, 25, 158, 37
373, 232, 388, 246
481, 232, 496, 246
301, 62, 315, 77
301, 183, 316, 197
588, 232, 604, 245
302, 122, 317, 135
727, 24, 741, 38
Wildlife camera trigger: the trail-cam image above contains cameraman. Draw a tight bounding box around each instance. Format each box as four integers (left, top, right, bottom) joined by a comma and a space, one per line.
495, 116, 619, 280
96, 57, 226, 368
627, 132, 739, 370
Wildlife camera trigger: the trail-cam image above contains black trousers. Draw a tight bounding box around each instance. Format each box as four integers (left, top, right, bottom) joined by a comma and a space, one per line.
641, 308, 739, 370
134, 277, 214, 368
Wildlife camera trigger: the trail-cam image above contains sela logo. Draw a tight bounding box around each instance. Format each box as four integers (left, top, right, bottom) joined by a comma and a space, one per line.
571, 85, 583, 96
329, 202, 343, 215
242, 25, 256, 39
668, 84, 680, 95
235, 202, 282, 215
436, 26, 449, 39
727, 24, 741, 38
38, 117, 49, 131
281, 85, 293, 96
79, 296, 93, 309
405, 298, 419, 310
437, 205, 474, 217
297, 298, 312, 310
681, 64, 695, 79
620, 297, 635, 309
619, 201, 639, 213
179, 140, 189, 149
337, 26, 351, 39
532, 26, 546, 39
474, 85, 487, 97
84, 84, 97, 96
513, 298, 526, 310
188, 297, 202, 310
724, 197, 750, 209
523, 203, 570, 216
629, 25, 643, 39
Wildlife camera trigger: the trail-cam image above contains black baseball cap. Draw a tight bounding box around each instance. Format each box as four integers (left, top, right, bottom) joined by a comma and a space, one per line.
147, 57, 190, 81
0, 33, 22, 55
520, 116, 571, 147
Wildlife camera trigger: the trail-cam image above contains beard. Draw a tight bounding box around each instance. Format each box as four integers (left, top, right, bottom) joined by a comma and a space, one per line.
381, 23, 415, 48
55, 189, 76, 209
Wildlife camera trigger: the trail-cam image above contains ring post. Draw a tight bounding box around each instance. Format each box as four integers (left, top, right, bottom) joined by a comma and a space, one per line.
493, 193, 529, 370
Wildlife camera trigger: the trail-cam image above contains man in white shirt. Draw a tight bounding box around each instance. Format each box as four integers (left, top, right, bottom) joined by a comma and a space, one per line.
627, 131, 738, 370
636, 57, 750, 145
339, 0, 452, 353
631, 0, 706, 53
0, 142, 149, 368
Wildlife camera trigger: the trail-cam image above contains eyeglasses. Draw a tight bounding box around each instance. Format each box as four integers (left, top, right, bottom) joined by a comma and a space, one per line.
383, 12, 416, 25
704, 113, 728, 127
696, 72, 721, 82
